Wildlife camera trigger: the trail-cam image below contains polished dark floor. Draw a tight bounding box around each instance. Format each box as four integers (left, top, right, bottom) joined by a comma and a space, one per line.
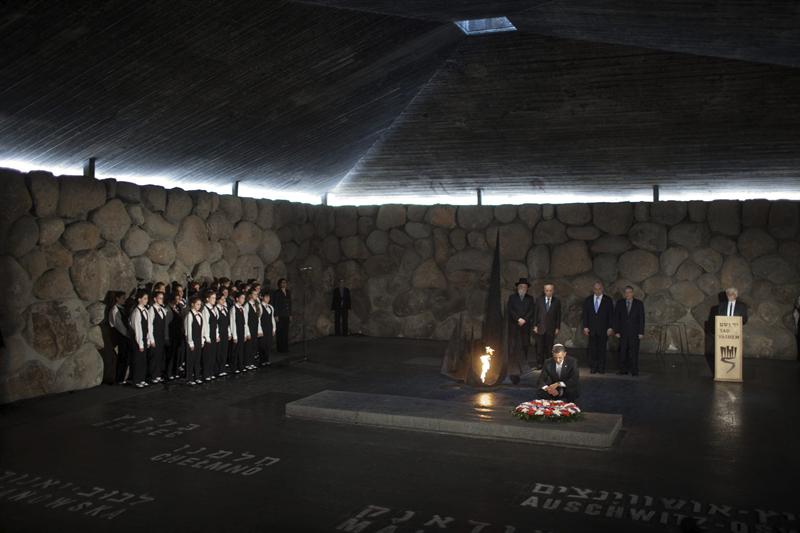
1, 337, 799, 533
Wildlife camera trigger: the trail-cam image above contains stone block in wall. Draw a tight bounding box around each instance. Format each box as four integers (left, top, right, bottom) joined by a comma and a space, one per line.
467, 230, 487, 250
742, 199, 770, 227
669, 281, 705, 307
556, 204, 591, 226
142, 209, 178, 240
210, 259, 231, 279
737, 228, 776, 260
550, 241, 592, 277
406, 205, 427, 222
518, 205, 542, 228
231, 221, 262, 255
51, 343, 103, 395
744, 317, 796, 358
340, 235, 369, 259
720, 255, 753, 294
415, 238, 434, 259
231, 254, 264, 281
642, 274, 672, 294
779, 241, 800, 268
364, 255, 396, 277
592, 203, 633, 235
526, 245, 550, 279
241, 198, 258, 223
293, 223, 314, 244
592, 253, 617, 283
19, 249, 47, 284
190, 190, 213, 219
57, 176, 106, 219
768, 201, 799, 239
7, 215, 39, 258
43, 242, 72, 269
281, 242, 298, 263
90, 199, 131, 242
365, 230, 387, 255
405, 222, 431, 239
590, 235, 631, 254
219, 194, 243, 223
127, 204, 144, 225
691, 248, 723, 274
629, 222, 667, 252
165, 189, 193, 223
488, 223, 531, 261
644, 293, 687, 324
389, 228, 412, 247
687, 201, 706, 222
541, 205, 555, 220
192, 261, 213, 283
668, 223, 709, 248
141, 185, 166, 213
618, 249, 659, 282
336, 260, 366, 289
358, 216, 374, 236
710, 235, 737, 255
456, 205, 493, 231
752, 254, 795, 284
256, 199, 274, 229
449, 229, 466, 251
566, 225, 600, 241
0, 256, 32, 335
63, 221, 101, 252
650, 201, 687, 225
494, 205, 516, 224
533, 219, 567, 244
399, 249, 422, 275
175, 215, 210, 267
502, 260, 529, 286
633, 202, 648, 222
38, 217, 64, 246
401, 312, 436, 339
122, 226, 151, 257
0, 169, 32, 225
696, 273, 720, 296
376, 205, 406, 230
26, 171, 58, 217
427, 206, 457, 228
675, 260, 702, 281
133, 256, 154, 280
146, 240, 176, 265
445, 249, 492, 273
335, 207, 358, 237
116, 181, 141, 203
33, 268, 77, 300
23, 300, 88, 360
707, 200, 740, 236
206, 211, 233, 241
393, 289, 430, 318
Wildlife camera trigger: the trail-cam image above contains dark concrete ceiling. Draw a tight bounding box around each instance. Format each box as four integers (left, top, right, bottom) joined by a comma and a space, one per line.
1, 0, 798, 201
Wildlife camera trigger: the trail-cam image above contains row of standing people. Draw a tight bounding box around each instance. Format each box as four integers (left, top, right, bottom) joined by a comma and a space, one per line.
507, 278, 646, 383
106, 278, 293, 388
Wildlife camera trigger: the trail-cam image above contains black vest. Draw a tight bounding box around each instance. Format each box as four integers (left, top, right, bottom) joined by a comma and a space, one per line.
234, 306, 246, 339
139, 307, 149, 346
191, 312, 203, 348
205, 304, 218, 343
247, 302, 259, 337
260, 304, 273, 338
152, 306, 166, 346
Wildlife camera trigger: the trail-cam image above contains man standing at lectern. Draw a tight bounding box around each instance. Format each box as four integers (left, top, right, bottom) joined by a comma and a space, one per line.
533, 283, 561, 371
581, 281, 615, 374
717, 287, 748, 325
507, 278, 535, 385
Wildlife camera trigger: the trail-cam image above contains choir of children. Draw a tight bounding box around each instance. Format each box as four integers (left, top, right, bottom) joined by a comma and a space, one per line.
106, 278, 277, 388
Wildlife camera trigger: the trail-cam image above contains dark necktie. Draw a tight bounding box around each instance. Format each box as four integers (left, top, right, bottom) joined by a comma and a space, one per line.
546, 298, 550, 311
627, 300, 631, 314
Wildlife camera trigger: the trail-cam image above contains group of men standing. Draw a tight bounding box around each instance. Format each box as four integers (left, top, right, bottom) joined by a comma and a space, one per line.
506, 278, 646, 384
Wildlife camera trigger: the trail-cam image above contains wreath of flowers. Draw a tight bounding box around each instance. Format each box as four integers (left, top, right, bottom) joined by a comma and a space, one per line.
513, 399, 582, 422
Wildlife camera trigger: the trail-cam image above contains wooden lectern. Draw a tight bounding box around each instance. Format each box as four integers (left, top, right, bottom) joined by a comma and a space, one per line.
714, 316, 743, 382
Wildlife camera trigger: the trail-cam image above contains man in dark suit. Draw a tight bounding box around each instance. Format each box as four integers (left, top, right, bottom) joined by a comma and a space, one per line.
533, 283, 561, 370
536, 344, 580, 402
331, 278, 351, 336
716, 287, 748, 325
613, 286, 645, 376
581, 281, 615, 374
507, 278, 535, 385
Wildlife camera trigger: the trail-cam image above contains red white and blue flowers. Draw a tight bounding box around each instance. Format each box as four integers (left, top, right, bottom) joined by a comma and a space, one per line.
513, 399, 582, 422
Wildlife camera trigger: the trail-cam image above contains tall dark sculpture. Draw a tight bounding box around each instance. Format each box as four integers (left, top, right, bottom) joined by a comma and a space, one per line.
442, 231, 506, 387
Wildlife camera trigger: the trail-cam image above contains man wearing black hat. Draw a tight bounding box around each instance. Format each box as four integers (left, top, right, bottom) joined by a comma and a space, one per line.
507, 278, 535, 384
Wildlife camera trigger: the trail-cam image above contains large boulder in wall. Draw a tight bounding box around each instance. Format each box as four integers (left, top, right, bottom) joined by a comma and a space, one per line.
165, 188, 194, 223
231, 221, 262, 255
376, 205, 406, 230
62, 221, 101, 252
23, 300, 89, 361
457, 206, 494, 230
57, 176, 106, 218
592, 203, 633, 235
90, 199, 131, 242
487, 223, 531, 261
175, 215, 210, 267
618, 250, 659, 282
550, 241, 592, 277
258, 230, 282, 265
51, 343, 104, 394
26, 171, 58, 217
0, 169, 32, 225
412, 259, 447, 290
0, 256, 34, 335
232, 254, 264, 280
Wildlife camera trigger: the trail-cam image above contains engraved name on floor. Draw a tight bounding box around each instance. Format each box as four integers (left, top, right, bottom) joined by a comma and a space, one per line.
0, 470, 154, 521
519, 482, 798, 532
336, 504, 554, 533
91, 414, 201, 438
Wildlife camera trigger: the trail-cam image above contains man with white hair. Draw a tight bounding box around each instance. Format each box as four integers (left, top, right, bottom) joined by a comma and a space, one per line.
716, 287, 748, 325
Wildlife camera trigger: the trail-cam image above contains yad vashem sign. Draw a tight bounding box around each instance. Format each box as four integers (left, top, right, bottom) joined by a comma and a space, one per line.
714, 316, 743, 382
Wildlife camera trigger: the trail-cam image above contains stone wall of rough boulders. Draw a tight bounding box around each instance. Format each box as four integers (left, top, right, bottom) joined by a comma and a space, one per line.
1, 167, 799, 402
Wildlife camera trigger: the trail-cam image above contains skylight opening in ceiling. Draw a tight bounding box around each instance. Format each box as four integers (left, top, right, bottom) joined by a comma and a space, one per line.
454, 17, 516, 35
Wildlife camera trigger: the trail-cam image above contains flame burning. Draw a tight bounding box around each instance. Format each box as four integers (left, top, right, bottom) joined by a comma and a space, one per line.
480, 346, 494, 383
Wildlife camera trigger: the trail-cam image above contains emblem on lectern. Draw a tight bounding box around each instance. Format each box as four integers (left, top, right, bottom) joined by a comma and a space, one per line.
720, 345, 737, 373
